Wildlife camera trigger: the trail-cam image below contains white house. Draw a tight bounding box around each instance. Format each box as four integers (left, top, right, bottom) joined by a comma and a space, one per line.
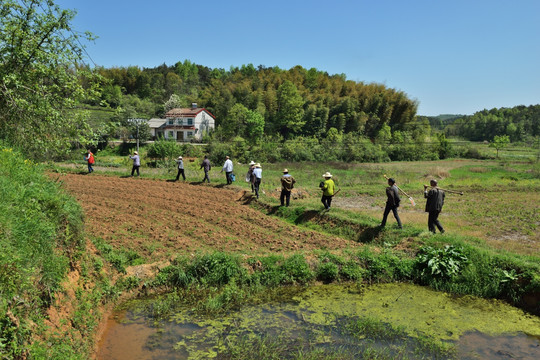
149, 103, 215, 142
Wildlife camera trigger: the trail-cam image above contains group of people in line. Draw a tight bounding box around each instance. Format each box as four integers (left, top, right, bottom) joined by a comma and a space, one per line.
85, 150, 446, 233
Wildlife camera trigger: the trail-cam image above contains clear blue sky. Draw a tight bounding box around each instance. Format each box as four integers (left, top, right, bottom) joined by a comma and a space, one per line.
57, 0, 540, 116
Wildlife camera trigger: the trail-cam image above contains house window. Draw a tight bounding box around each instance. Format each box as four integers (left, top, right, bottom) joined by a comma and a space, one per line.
168, 131, 174, 139
187, 131, 193, 138
168, 119, 174, 125
187, 118, 193, 125
177, 118, 183, 125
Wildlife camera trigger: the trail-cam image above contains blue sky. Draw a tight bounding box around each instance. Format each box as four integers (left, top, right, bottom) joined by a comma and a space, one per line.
57, 0, 540, 116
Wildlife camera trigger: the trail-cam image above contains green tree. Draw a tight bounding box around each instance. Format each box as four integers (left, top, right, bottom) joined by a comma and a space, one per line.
489, 135, 510, 158
276, 80, 305, 138
0, 0, 99, 159
245, 110, 265, 143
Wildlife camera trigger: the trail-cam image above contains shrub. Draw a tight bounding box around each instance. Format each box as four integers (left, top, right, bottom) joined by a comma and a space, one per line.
415, 245, 468, 281
317, 262, 340, 283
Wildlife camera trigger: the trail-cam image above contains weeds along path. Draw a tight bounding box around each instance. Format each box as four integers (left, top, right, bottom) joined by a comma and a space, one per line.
58, 174, 360, 260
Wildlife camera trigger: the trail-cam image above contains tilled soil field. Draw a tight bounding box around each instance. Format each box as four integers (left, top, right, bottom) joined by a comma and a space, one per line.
58, 174, 360, 260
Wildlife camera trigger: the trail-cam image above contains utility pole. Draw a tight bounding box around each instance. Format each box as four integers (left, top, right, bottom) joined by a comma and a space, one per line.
127, 118, 147, 153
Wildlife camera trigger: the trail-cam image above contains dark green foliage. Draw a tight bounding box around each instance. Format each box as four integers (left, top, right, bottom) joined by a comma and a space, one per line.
317, 262, 340, 283
415, 245, 468, 281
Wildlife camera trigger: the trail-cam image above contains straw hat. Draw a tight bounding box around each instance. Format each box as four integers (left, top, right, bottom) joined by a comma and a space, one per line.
322, 172, 332, 178
249, 161, 256, 165
178, 156, 183, 160
134, 151, 138, 155
255, 163, 261, 168
283, 168, 289, 173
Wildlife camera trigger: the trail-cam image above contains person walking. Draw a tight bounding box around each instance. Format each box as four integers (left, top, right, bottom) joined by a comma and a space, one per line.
221, 156, 234, 184
424, 179, 445, 234
175, 156, 185, 181
200, 155, 211, 183
280, 169, 296, 207
246, 161, 256, 193
84, 149, 95, 173
129, 151, 140, 177
253, 163, 262, 199
320, 172, 335, 210
380, 177, 403, 229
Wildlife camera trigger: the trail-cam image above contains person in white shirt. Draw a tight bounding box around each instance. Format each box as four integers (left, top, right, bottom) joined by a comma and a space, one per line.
175, 156, 185, 181
252, 163, 262, 199
129, 151, 140, 177
221, 156, 234, 184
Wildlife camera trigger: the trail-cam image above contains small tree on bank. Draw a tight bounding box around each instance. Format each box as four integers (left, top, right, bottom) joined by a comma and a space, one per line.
489, 135, 510, 159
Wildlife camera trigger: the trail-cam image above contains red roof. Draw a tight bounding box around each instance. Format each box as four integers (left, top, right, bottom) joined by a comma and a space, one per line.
165, 108, 215, 119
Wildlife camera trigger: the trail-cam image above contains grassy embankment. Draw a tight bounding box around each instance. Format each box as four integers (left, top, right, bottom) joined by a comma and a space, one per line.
0, 145, 137, 359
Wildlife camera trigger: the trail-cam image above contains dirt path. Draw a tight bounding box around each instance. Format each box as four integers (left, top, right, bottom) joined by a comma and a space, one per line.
58, 174, 361, 260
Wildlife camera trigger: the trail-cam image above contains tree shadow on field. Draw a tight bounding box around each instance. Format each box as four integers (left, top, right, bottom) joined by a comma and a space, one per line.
120, 175, 133, 179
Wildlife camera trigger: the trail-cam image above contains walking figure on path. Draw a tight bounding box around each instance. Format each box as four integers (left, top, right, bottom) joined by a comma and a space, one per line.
129, 151, 140, 177
424, 179, 445, 234
280, 169, 296, 207
200, 155, 211, 183
380, 177, 402, 229
175, 156, 185, 181
253, 163, 262, 199
221, 156, 233, 185
85, 149, 95, 173
320, 172, 335, 210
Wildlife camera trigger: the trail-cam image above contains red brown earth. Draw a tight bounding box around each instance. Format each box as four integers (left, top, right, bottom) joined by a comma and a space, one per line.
58, 173, 361, 260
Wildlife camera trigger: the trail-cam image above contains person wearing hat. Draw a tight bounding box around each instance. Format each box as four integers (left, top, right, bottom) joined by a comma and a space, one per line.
246, 161, 256, 192
320, 172, 335, 210
380, 178, 402, 229
252, 163, 262, 199
129, 151, 140, 177
280, 169, 296, 207
424, 179, 445, 234
221, 155, 234, 185
175, 156, 185, 181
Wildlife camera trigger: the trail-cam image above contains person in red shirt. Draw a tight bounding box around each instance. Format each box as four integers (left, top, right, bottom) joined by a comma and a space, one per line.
85, 149, 95, 173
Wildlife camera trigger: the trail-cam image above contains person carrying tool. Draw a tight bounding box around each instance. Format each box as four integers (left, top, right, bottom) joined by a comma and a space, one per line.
200, 155, 211, 183
320, 172, 335, 210
380, 177, 403, 229
280, 169, 296, 207
175, 156, 185, 181
424, 179, 445, 234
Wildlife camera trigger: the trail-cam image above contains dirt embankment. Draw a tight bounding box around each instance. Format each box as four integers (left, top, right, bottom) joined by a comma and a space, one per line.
58, 174, 361, 260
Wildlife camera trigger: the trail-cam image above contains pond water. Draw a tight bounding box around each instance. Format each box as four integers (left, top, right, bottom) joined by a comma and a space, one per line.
97, 283, 540, 359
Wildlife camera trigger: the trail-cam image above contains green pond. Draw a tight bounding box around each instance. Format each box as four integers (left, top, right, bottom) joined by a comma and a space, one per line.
97, 283, 540, 359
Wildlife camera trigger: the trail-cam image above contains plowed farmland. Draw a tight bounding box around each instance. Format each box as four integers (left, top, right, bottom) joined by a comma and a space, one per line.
58, 174, 360, 260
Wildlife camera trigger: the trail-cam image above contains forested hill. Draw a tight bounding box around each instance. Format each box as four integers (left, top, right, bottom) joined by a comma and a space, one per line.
444, 105, 540, 142
93, 60, 419, 140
